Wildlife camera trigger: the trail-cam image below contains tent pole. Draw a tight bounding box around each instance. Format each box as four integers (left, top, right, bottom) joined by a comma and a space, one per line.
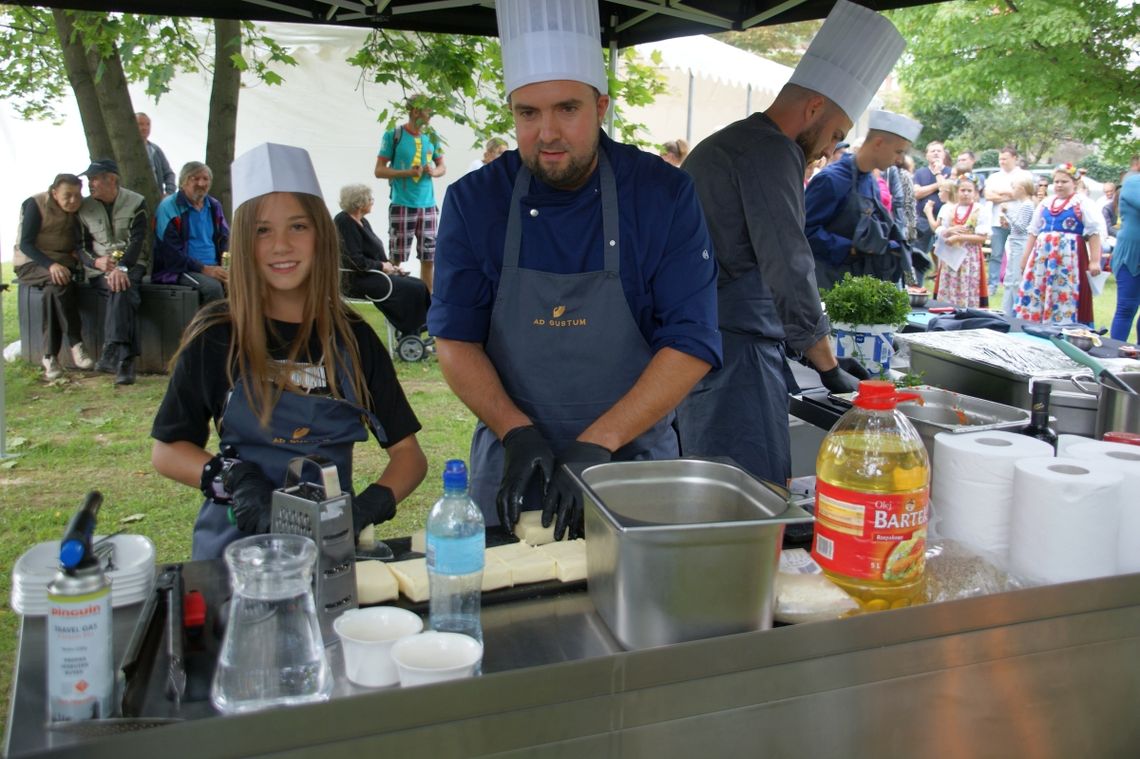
686, 70, 694, 145
746, 83, 753, 116
607, 34, 617, 136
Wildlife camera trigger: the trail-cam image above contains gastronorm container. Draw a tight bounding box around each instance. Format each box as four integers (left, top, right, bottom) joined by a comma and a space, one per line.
902, 338, 1096, 435
569, 459, 812, 650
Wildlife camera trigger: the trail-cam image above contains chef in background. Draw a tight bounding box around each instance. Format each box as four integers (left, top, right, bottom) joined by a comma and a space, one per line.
676, 0, 906, 486
429, 0, 721, 540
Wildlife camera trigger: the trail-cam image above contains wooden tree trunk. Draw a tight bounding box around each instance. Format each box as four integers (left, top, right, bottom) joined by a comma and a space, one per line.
82, 18, 160, 234
52, 10, 113, 162
206, 18, 241, 221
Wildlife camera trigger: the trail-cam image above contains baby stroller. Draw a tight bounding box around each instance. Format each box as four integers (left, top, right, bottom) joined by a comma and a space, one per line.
341, 268, 433, 362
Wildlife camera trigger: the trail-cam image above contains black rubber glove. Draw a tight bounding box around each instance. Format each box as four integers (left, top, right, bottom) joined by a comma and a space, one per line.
818, 363, 862, 394
836, 357, 872, 381
222, 461, 275, 535
352, 483, 397, 537
542, 441, 612, 541
497, 425, 555, 535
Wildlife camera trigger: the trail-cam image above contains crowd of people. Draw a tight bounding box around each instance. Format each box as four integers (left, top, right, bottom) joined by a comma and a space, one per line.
802, 133, 1140, 340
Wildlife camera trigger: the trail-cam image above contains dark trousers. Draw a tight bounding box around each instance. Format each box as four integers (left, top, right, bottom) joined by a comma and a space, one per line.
913, 228, 935, 282
178, 271, 226, 306
15, 262, 84, 356
89, 268, 143, 360
346, 271, 430, 336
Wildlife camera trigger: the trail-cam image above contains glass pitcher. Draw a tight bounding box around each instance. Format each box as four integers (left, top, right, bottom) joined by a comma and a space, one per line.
211, 534, 331, 714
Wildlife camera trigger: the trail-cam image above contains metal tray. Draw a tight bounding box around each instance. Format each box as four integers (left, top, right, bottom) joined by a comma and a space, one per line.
831, 385, 1032, 466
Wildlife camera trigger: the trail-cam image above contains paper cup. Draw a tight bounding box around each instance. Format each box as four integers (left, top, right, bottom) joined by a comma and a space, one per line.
390, 631, 483, 687
334, 607, 423, 687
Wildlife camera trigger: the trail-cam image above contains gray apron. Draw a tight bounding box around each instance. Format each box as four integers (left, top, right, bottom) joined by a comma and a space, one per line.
468, 152, 678, 526
191, 361, 385, 560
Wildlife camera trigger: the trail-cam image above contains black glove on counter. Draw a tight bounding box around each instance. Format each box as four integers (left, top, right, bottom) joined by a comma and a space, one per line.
542, 441, 612, 541
836, 356, 871, 381
497, 425, 555, 535
818, 363, 862, 394
222, 461, 275, 535
352, 483, 397, 537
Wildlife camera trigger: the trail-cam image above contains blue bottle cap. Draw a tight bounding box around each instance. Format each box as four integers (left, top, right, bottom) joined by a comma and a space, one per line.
59, 539, 86, 570
442, 459, 468, 490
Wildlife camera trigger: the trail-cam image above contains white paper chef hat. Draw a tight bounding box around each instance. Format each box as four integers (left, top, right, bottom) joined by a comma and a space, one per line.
868, 110, 923, 143
231, 143, 323, 209
787, 0, 906, 124
497, 0, 608, 97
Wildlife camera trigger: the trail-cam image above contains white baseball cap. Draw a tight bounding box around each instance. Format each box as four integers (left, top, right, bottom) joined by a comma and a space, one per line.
868, 110, 923, 143
497, 0, 608, 97
788, 0, 906, 124
231, 143, 323, 210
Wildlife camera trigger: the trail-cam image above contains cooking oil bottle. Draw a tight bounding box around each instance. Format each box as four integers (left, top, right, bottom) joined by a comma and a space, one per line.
811, 381, 930, 610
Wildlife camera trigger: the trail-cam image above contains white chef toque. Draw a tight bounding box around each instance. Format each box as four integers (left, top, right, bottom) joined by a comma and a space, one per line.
787, 0, 906, 125
231, 143, 323, 209
497, 0, 608, 97
868, 110, 923, 143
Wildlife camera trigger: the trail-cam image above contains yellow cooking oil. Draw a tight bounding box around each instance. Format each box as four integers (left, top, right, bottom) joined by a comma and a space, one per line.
811, 381, 930, 611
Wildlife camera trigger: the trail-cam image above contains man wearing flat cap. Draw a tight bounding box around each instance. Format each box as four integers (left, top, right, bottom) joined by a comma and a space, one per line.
805, 109, 923, 289
429, 0, 721, 541
676, 0, 906, 487
76, 159, 148, 385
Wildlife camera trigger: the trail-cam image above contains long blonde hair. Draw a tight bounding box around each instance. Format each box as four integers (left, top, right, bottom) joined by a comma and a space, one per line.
174, 192, 369, 427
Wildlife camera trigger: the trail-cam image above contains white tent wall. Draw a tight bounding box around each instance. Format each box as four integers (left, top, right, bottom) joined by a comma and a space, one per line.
1, 22, 488, 273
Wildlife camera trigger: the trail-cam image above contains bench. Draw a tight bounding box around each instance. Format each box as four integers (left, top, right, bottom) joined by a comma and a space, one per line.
16, 281, 199, 374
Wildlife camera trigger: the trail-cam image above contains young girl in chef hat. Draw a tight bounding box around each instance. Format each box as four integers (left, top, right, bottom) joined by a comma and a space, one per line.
151, 143, 427, 560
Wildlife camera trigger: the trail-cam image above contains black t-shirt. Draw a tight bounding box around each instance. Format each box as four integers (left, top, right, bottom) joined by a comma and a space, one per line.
151, 314, 421, 449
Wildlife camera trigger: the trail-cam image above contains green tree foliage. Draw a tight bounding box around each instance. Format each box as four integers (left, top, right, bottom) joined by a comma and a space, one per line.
0, 7, 294, 122
712, 20, 822, 67
889, 0, 1140, 163
348, 30, 667, 149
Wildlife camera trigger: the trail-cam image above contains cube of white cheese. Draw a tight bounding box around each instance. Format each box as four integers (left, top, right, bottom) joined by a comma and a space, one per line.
513, 511, 557, 546
356, 524, 376, 550
410, 528, 426, 553
388, 558, 430, 602
486, 542, 537, 562
500, 551, 557, 585
535, 539, 588, 582
481, 555, 513, 592
355, 560, 399, 604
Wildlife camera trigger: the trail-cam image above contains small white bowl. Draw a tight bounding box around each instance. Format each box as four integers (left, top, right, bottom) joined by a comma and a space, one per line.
389, 631, 483, 687
334, 607, 424, 687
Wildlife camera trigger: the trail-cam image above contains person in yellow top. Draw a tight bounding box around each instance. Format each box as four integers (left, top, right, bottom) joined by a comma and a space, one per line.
373, 97, 447, 292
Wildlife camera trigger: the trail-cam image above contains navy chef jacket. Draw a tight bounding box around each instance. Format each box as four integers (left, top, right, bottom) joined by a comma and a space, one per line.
428, 131, 722, 369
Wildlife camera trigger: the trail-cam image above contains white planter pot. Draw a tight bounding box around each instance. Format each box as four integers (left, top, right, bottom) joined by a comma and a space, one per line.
830, 322, 896, 378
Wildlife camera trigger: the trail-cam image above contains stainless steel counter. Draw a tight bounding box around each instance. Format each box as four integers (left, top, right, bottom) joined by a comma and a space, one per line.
7, 563, 1140, 757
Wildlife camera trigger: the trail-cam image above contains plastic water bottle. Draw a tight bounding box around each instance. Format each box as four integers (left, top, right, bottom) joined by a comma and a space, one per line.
426, 460, 485, 644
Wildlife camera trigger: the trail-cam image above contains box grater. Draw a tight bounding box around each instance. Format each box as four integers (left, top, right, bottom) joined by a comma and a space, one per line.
271, 456, 358, 644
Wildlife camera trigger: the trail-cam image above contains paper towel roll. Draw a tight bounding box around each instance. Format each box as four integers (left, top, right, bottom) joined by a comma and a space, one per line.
931, 431, 1055, 559
1009, 457, 1123, 584
1056, 434, 1092, 457
1066, 441, 1140, 575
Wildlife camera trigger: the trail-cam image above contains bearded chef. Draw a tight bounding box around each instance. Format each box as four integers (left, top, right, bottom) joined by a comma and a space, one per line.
428, 0, 721, 540
676, 0, 907, 486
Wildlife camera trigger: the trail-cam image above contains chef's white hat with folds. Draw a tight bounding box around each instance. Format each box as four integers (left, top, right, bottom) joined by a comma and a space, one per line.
497, 0, 608, 97
868, 110, 923, 143
787, 0, 906, 124
231, 142, 324, 210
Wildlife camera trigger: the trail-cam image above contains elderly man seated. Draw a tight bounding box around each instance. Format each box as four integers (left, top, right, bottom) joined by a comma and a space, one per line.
76, 159, 148, 385
152, 161, 230, 306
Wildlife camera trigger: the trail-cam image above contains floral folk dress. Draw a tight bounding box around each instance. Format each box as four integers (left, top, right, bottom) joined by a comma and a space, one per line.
934, 202, 989, 308
1014, 196, 1090, 324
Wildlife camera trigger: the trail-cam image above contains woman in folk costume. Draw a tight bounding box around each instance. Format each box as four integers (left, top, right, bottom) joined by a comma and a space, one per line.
1014, 163, 1105, 324
932, 173, 990, 308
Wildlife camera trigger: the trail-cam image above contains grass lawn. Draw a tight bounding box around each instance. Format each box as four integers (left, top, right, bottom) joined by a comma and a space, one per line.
0, 263, 1134, 738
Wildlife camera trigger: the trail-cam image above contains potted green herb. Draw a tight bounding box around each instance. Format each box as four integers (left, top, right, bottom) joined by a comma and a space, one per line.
820, 274, 910, 377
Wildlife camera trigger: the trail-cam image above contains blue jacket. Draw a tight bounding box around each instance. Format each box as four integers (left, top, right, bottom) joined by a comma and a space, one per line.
152, 191, 229, 283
